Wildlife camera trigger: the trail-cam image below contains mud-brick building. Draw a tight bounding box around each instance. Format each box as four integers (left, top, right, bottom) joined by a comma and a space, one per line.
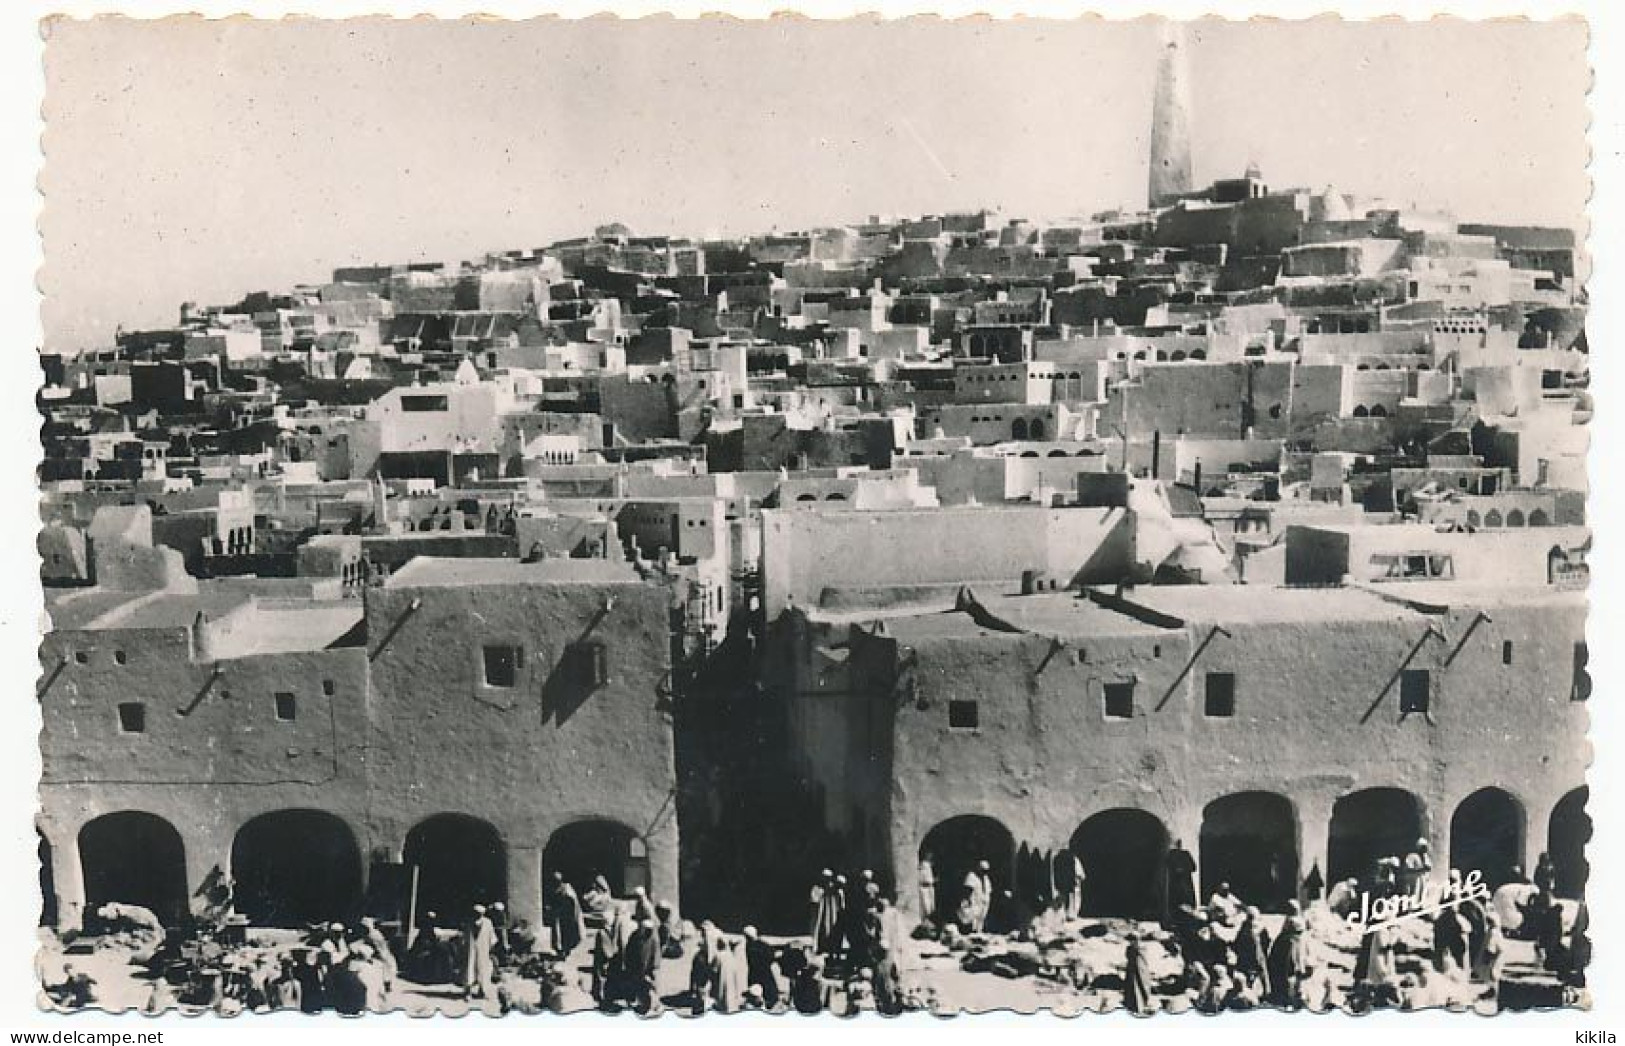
776, 580, 1589, 921
38, 555, 680, 935
38, 577, 372, 933
364, 557, 679, 931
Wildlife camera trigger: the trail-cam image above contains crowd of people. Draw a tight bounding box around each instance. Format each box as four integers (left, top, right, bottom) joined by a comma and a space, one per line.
914, 837, 1591, 1015
43, 842, 1590, 1016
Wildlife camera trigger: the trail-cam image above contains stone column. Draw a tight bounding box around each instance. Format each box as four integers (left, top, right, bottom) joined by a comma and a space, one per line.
46, 829, 85, 933
1297, 793, 1336, 902
645, 819, 681, 917
1424, 799, 1450, 885
185, 820, 234, 920
1526, 791, 1555, 875
895, 845, 924, 924
1167, 806, 1204, 908
507, 844, 544, 931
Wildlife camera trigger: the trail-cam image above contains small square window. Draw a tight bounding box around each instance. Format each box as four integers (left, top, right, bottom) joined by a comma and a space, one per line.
113, 650, 127, 665
1104, 682, 1135, 719
484, 645, 522, 688
948, 700, 979, 730
1502, 641, 1514, 666
1204, 672, 1236, 718
117, 702, 146, 733
1400, 670, 1430, 715
73, 651, 88, 665
274, 693, 297, 721
322, 679, 336, 697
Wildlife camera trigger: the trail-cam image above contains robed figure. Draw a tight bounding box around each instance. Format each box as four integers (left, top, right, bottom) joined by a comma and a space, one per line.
547, 875, 585, 957
1123, 936, 1156, 1015
811, 874, 845, 956
1164, 841, 1197, 922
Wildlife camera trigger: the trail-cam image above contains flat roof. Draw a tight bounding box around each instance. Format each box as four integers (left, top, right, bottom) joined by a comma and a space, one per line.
45, 587, 252, 632
1352, 581, 1587, 612
1292, 521, 1591, 542
1106, 584, 1427, 626
766, 503, 1120, 521
212, 602, 364, 658
872, 590, 1171, 642
385, 556, 641, 589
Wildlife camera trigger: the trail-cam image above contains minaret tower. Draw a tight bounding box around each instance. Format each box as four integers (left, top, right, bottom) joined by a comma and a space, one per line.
1148, 22, 1194, 208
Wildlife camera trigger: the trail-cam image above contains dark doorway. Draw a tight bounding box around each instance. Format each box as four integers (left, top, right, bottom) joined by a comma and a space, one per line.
1450, 788, 1523, 889
919, 815, 1015, 924
231, 809, 364, 927
1328, 788, 1423, 886
39, 832, 56, 928
1071, 809, 1169, 919
1201, 792, 1298, 911
543, 819, 648, 898
1549, 787, 1591, 900
403, 814, 507, 922
78, 812, 188, 925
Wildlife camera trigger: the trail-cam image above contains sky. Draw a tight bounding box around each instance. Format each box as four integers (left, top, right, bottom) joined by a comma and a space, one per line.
39, 16, 1590, 352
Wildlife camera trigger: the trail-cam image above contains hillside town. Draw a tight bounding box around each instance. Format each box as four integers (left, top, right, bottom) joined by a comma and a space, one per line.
35, 34, 1590, 1017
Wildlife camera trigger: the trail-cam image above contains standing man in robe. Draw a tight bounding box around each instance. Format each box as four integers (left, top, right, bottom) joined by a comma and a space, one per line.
464, 904, 498, 1002
918, 853, 937, 925
1300, 863, 1325, 908
547, 873, 585, 958
812, 871, 844, 957
360, 917, 397, 997
1067, 851, 1087, 919
1164, 840, 1197, 924
1401, 839, 1433, 895
963, 860, 994, 933
1123, 936, 1156, 1015
622, 917, 661, 1015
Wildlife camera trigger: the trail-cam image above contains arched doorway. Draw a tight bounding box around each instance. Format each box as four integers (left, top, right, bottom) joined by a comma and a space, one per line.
919, 815, 1015, 924
1328, 788, 1423, 886
403, 814, 507, 921
1029, 419, 1047, 441
1449, 788, 1524, 889
78, 812, 188, 925
1071, 809, 1168, 919
543, 819, 649, 898
232, 809, 363, 927
1549, 787, 1591, 900
1200, 792, 1298, 911
1012, 419, 1029, 440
